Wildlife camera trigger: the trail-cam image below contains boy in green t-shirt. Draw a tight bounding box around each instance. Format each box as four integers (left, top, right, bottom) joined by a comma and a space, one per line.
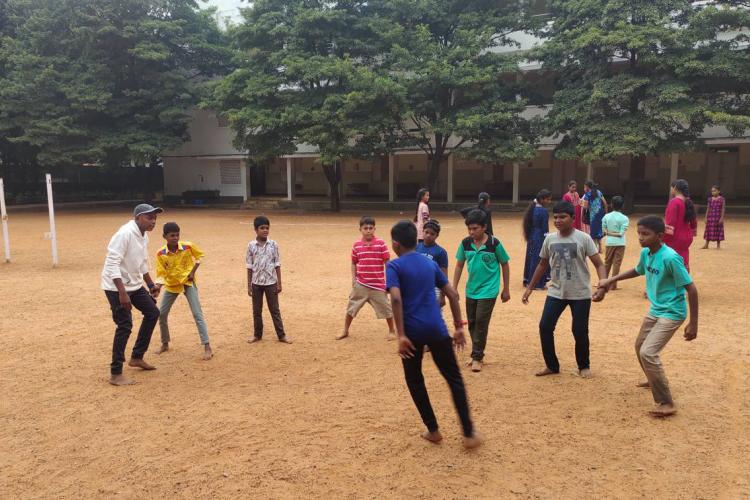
600, 215, 699, 417
601, 195, 629, 290
452, 209, 510, 373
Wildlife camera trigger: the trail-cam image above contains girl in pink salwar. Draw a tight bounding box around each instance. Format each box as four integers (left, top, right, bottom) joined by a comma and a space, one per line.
663, 179, 697, 271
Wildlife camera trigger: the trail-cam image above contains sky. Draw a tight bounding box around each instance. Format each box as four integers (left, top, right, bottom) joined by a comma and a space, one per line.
202, 0, 248, 22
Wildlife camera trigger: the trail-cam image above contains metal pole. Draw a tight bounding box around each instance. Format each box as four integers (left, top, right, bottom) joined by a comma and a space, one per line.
46, 174, 59, 267
0, 178, 10, 263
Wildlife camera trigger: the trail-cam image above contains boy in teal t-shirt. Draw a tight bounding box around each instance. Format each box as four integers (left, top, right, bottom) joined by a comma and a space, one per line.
601, 215, 699, 418
452, 209, 510, 373
601, 195, 629, 290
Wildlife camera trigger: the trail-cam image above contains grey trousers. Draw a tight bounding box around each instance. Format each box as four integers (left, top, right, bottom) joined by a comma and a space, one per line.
159, 285, 209, 345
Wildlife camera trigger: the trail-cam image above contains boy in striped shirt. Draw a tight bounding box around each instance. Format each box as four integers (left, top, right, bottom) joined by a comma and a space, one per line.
337, 216, 396, 340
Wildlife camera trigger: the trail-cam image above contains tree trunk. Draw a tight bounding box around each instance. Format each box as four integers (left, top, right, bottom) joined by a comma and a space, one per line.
624, 155, 645, 213
426, 155, 442, 193
322, 161, 342, 212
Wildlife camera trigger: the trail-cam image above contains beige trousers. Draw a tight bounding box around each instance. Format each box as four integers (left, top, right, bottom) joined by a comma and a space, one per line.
635, 315, 685, 405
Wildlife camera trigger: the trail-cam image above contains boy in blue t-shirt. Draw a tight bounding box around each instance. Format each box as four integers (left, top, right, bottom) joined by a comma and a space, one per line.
386, 221, 481, 449
415, 219, 449, 307
601, 215, 699, 418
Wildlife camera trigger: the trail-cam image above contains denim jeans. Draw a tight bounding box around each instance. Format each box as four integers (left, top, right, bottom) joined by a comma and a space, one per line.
105, 287, 159, 375
538, 296, 591, 372
159, 285, 209, 345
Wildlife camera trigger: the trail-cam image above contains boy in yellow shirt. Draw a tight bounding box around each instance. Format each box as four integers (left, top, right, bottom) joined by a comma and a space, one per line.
154, 222, 212, 360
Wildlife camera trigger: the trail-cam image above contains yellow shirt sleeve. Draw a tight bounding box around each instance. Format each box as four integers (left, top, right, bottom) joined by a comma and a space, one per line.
188, 241, 204, 262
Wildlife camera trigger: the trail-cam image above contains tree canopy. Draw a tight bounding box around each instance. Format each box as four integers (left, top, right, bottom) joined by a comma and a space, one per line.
0, 0, 231, 169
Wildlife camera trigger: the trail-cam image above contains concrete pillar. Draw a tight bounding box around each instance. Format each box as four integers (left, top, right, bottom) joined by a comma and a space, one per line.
388, 154, 395, 202
512, 162, 520, 206
447, 154, 454, 203
670, 153, 679, 186
286, 157, 294, 201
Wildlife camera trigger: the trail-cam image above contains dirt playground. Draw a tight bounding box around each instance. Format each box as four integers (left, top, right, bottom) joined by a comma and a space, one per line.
0, 208, 748, 499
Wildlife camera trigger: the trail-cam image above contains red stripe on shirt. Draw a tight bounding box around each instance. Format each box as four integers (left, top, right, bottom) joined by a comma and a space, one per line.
352, 238, 389, 290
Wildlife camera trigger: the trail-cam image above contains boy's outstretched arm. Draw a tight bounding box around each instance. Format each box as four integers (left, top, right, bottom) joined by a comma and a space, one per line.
247, 269, 253, 296
389, 287, 415, 358
441, 283, 466, 350
589, 253, 608, 302
351, 263, 357, 287
522, 258, 549, 303
599, 268, 639, 289
684, 283, 699, 341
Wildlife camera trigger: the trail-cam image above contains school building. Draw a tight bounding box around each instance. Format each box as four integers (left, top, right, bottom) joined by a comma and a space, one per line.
161, 107, 750, 209
162, 6, 750, 210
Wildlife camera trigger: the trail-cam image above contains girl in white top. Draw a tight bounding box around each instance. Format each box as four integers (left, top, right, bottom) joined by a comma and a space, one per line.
414, 188, 430, 242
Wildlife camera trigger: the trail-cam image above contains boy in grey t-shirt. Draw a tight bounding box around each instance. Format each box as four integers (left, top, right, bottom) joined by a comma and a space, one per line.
522, 201, 608, 378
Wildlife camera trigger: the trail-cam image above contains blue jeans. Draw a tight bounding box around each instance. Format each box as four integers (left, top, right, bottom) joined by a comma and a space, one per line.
159, 285, 209, 345
539, 296, 591, 371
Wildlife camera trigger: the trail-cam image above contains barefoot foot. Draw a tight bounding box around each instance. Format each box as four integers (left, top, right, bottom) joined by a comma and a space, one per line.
535, 367, 559, 377
128, 358, 156, 370
421, 430, 443, 444
202, 346, 213, 360
636, 380, 651, 388
463, 432, 482, 449
156, 343, 169, 354
109, 374, 136, 386
578, 368, 592, 379
278, 336, 293, 344
386, 331, 397, 341
247, 336, 261, 344
336, 332, 349, 340
471, 359, 482, 372
648, 403, 677, 417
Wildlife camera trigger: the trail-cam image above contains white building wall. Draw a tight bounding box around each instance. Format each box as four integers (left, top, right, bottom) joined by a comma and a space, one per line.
164, 157, 247, 200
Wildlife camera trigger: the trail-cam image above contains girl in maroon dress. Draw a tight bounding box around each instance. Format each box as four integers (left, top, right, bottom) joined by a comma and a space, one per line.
702, 185, 725, 249
562, 180, 582, 230
663, 179, 698, 271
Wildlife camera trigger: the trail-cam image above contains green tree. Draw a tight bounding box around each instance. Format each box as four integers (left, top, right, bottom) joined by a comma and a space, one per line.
683, 1, 750, 136
371, 0, 538, 194
0, 0, 231, 171
537, 0, 709, 208
213, 0, 402, 211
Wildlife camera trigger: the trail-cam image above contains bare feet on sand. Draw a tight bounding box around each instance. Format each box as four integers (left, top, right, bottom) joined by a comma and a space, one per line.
471, 360, 482, 372
247, 337, 261, 344
128, 358, 156, 370
386, 331, 397, 341
535, 367, 558, 377
278, 336, 293, 344
649, 403, 677, 417
421, 430, 443, 444
109, 374, 136, 386
336, 331, 349, 340
636, 380, 651, 388
203, 345, 213, 360
463, 432, 482, 449
156, 343, 169, 354
577, 368, 592, 378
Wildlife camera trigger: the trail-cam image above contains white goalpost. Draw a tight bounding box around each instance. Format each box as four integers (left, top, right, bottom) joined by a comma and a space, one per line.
45, 173, 59, 267
0, 177, 10, 263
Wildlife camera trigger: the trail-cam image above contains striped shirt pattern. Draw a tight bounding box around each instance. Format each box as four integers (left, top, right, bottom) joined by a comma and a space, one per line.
352, 237, 390, 291
246, 239, 281, 286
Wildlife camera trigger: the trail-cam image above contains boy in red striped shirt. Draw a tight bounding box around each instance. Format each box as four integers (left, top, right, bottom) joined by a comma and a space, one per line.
337, 216, 396, 340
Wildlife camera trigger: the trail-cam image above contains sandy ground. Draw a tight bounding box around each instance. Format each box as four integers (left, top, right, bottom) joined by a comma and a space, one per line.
0, 208, 748, 499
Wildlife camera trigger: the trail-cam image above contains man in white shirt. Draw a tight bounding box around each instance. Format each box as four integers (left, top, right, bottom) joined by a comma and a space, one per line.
101, 204, 163, 386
